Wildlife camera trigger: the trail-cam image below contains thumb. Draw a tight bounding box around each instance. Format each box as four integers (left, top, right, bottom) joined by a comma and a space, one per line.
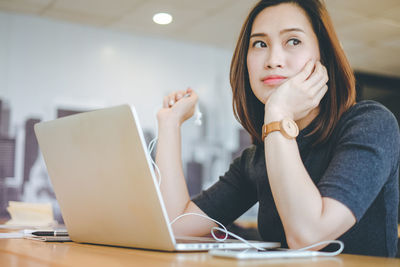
184, 88, 198, 103
293, 60, 315, 82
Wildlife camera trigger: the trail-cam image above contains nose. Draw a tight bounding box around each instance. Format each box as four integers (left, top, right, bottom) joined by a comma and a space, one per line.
264, 46, 284, 69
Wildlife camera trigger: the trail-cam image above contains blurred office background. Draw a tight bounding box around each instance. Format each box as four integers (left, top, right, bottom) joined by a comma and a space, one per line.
0, 0, 399, 227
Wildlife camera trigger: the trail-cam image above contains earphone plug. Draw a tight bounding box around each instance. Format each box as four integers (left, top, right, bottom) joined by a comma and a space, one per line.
183, 92, 202, 126
194, 104, 202, 126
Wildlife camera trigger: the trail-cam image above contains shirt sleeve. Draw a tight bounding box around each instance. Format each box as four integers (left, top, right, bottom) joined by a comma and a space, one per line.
318, 103, 400, 221
191, 148, 258, 226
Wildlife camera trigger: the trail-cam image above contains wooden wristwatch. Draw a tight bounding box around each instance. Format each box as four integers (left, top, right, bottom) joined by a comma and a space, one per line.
262, 118, 299, 140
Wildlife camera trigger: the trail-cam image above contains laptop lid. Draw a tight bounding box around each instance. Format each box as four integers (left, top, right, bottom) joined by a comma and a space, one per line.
35, 104, 280, 251
35, 104, 177, 251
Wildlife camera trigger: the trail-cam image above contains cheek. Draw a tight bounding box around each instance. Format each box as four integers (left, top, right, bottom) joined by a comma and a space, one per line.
247, 54, 259, 78
290, 55, 310, 73
247, 54, 267, 103
246, 55, 261, 88
288, 50, 320, 75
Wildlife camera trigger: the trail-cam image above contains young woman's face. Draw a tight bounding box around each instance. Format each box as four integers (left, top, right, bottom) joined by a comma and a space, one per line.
247, 3, 320, 104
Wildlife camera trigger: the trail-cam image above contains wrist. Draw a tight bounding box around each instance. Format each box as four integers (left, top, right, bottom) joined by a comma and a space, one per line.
157, 113, 181, 128
157, 119, 181, 141
264, 106, 293, 124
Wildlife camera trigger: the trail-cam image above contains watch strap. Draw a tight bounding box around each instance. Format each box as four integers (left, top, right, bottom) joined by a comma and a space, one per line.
262, 121, 281, 141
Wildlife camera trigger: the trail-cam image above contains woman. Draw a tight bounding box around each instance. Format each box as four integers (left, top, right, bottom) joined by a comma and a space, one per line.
155, 0, 400, 257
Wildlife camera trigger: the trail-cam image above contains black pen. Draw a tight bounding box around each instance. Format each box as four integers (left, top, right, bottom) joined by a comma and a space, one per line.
31, 230, 69, 237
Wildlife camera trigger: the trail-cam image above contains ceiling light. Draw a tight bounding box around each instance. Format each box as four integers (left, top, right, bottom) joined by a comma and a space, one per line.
153, 13, 173, 25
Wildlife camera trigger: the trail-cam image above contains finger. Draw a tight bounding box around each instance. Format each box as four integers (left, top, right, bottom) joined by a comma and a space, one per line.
304, 61, 322, 84
181, 87, 193, 98
310, 79, 328, 98
305, 65, 328, 97
184, 88, 198, 101
167, 93, 176, 107
163, 96, 169, 108
294, 59, 315, 82
314, 84, 329, 104
304, 61, 325, 87
175, 90, 186, 101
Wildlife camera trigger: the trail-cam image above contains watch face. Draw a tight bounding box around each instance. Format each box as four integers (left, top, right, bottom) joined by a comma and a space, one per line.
281, 118, 299, 138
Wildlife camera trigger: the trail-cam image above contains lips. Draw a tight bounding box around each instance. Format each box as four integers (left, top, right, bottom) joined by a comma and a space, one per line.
262, 75, 287, 85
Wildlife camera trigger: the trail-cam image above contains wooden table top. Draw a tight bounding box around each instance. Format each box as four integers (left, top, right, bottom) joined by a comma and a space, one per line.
1, 237, 399, 267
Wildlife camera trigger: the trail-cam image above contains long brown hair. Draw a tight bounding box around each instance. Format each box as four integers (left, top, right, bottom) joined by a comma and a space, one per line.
230, 0, 356, 145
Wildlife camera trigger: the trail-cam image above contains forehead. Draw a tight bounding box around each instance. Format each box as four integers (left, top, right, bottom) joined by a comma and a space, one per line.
251, 3, 314, 34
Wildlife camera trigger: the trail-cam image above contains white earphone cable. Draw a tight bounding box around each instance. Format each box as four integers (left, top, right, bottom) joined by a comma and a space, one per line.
147, 97, 343, 256
169, 212, 267, 251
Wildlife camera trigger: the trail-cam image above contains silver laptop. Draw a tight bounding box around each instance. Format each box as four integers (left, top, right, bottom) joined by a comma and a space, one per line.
34, 104, 280, 251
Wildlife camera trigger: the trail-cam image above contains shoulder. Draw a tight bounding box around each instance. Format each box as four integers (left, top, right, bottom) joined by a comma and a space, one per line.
334, 100, 400, 161
240, 145, 258, 158
344, 100, 395, 121
343, 100, 394, 120
232, 145, 258, 165
231, 144, 263, 172
337, 100, 399, 137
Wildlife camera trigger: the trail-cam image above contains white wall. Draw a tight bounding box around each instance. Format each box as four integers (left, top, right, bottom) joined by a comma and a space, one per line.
0, 12, 9, 99
0, 11, 243, 191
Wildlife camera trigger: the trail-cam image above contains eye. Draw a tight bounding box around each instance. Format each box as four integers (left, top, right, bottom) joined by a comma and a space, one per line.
287, 38, 301, 46
252, 40, 267, 48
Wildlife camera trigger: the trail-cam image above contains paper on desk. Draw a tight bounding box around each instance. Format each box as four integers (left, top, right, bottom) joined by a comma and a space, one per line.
3, 201, 57, 228
0, 232, 24, 239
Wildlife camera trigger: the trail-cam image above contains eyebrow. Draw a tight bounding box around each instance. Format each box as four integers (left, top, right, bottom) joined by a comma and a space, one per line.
250, 28, 305, 38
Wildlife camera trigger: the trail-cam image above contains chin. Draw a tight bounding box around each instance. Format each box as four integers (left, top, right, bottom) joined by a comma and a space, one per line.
252, 87, 273, 104
261, 92, 274, 104
258, 96, 268, 105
